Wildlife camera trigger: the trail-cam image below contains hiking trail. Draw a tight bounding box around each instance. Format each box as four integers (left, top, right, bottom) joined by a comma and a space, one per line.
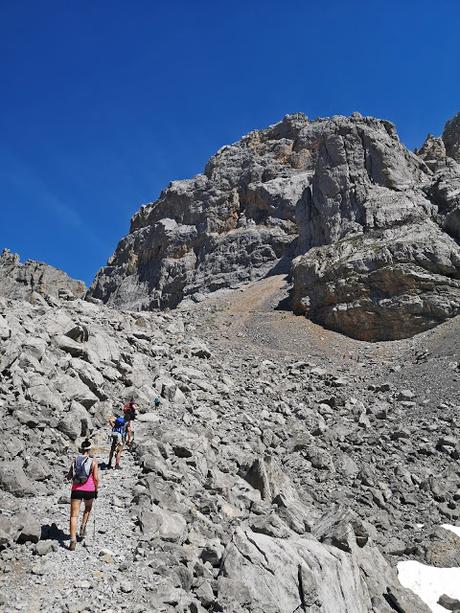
3, 433, 145, 613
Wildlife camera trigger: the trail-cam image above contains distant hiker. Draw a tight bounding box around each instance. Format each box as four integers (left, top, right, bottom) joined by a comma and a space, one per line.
107, 415, 127, 469
123, 398, 137, 446
154, 395, 161, 408
67, 439, 99, 551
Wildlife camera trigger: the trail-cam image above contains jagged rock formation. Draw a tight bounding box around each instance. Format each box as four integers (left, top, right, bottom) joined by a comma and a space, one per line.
442, 112, 460, 163
291, 114, 460, 341
90, 114, 310, 311
90, 112, 460, 341
0, 249, 86, 302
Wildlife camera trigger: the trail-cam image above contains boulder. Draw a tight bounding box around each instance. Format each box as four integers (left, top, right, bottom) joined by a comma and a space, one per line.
25, 457, 52, 482
217, 528, 430, 613
0, 461, 36, 497
0, 516, 21, 550
138, 505, 186, 542
15, 511, 41, 544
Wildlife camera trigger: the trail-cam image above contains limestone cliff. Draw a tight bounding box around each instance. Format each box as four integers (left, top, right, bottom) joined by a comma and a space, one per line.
90, 112, 460, 341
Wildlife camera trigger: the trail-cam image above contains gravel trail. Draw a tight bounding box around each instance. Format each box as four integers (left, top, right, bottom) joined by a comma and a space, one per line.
1, 436, 143, 613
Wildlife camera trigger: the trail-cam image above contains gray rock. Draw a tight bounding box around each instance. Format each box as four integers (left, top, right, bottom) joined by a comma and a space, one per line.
15, 511, 41, 544
314, 506, 370, 552
138, 505, 186, 542
0, 516, 21, 550
88, 112, 460, 342
0, 249, 86, 302
218, 528, 429, 612
34, 540, 57, 556
438, 593, 460, 611
25, 457, 52, 482
443, 111, 460, 163
242, 456, 295, 501
0, 462, 36, 497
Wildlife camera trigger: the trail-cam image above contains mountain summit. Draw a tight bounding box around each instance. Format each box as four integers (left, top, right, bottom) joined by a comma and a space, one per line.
90, 112, 460, 341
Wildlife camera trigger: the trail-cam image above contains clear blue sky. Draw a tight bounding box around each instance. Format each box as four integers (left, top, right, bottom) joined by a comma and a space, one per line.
1, 0, 459, 285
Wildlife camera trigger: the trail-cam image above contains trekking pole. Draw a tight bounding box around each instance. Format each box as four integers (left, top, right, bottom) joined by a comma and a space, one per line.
93, 498, 97, 543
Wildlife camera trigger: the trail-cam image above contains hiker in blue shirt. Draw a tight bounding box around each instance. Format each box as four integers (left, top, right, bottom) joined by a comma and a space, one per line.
107, 415, 127, 470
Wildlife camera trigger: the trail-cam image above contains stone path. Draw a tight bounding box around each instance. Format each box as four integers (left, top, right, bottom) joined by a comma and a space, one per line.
2, 437, 143, 613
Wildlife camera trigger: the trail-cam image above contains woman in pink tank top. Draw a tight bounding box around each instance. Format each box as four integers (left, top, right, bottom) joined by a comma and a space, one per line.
67, 439, 99, 551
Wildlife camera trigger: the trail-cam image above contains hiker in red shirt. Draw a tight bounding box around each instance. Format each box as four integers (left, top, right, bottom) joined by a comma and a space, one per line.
123, 398, 137, 446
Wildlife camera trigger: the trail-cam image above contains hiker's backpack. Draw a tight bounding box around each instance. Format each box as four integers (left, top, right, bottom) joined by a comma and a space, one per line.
123, 402, 136, 421
72, 454, 93, 485
113, 416, 126, 434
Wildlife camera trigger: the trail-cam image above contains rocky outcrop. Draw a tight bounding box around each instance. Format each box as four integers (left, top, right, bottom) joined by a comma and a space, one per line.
90, 114, 315, 310
291, 222, 460, 341
290, 113, 460, 341
0, 249, 86, 302
89, 112, 460, 340
443, 111, 460, 163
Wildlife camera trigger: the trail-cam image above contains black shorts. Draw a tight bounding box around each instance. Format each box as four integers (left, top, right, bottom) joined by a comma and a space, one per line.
71, 491, 96, 500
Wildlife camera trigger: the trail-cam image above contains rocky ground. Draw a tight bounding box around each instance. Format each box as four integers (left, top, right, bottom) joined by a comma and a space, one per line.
0, 273, 459, 612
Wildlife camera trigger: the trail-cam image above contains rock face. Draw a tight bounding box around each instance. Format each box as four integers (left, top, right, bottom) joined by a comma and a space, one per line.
443, 112, 460, 163
0, 249, 86, 302
291, 114, 460, 341
90, 112, 460, 341
90, 113, 310, 311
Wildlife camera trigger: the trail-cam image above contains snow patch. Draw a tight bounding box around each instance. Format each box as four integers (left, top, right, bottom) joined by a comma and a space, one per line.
397, 560, 460, 613
441, 524, 460, 539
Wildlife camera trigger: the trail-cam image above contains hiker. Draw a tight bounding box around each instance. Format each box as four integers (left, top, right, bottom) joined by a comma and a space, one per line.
67, 439, 99, 551
123, 398, 137, 446
107, 415, 127, 469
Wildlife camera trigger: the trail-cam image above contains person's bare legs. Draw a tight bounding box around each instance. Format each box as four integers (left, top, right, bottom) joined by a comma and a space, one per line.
80, 499, 93, 536
115, 444, 123, 467
108, 439, 116, 467
69, 498, 81, 547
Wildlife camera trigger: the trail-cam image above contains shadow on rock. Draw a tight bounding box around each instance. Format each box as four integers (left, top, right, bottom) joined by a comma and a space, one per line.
41, 523, 68, 547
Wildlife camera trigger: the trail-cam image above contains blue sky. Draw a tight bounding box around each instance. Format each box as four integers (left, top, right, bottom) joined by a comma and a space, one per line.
1, 0, 459, 285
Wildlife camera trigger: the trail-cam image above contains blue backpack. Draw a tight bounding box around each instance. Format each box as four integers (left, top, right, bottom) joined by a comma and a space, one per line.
113, 417, 126, 434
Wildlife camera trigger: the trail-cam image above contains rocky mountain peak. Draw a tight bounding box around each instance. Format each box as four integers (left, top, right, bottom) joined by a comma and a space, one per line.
0, 248, 86, 303
416, 134, 447, 170
89, 112, 460, 341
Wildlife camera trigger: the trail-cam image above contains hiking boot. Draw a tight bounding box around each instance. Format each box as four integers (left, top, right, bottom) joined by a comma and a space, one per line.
115, 464, 122, 470
80, 524, 87, 538
69, 540, 77, 551
106, 464, 112, 470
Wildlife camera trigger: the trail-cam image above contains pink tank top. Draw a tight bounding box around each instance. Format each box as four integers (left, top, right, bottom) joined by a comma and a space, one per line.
71, 458, 96, 492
